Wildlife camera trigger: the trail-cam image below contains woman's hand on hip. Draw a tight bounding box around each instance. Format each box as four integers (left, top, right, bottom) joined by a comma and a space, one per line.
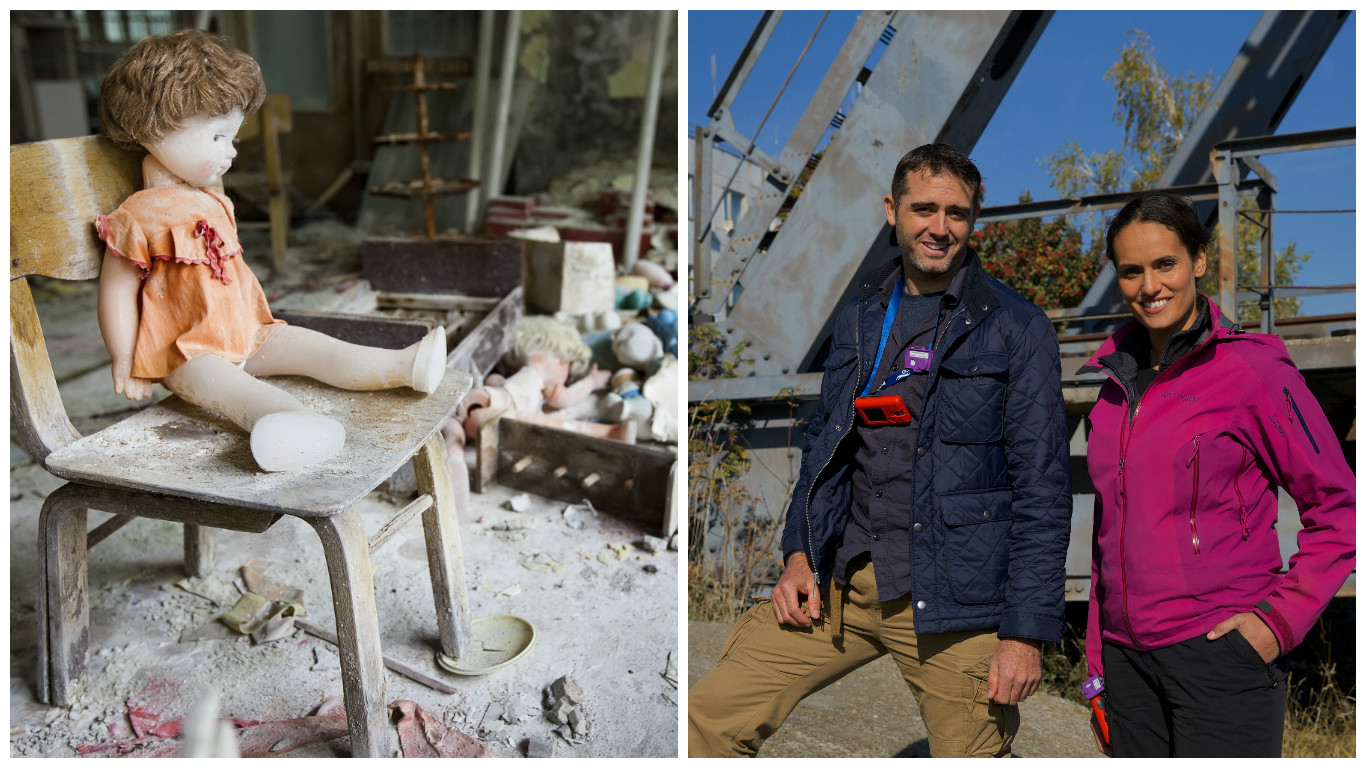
1207, 612, 1281, 663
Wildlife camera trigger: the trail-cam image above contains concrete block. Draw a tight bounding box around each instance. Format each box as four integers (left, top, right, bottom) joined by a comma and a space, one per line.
522, 241, 616, 315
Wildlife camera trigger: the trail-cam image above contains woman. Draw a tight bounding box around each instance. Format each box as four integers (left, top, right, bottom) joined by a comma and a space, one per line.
1078, 192, 1354, 757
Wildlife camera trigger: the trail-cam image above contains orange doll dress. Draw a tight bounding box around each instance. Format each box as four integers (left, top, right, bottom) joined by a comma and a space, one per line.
95, 184, 284, 380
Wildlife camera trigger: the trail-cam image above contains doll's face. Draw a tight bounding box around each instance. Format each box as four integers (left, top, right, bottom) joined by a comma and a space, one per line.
144, 110, 244, 188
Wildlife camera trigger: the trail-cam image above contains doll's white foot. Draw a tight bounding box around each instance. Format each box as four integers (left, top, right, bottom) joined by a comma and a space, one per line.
250, 411, 345, 472
411, 326, 447, 394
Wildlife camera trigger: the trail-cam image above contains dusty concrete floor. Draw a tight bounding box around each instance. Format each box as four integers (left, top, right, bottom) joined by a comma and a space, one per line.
9, 227, 679, 757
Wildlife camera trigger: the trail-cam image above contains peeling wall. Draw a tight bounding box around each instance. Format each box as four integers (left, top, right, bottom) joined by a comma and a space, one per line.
510, 10, 677, 195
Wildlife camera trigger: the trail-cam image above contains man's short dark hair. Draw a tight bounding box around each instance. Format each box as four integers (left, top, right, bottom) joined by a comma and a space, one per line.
1104, 191, 1209, 266
890, 143, 983, 208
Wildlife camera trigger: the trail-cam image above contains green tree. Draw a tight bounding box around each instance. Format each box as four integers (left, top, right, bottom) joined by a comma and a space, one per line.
973, 190, 1095, 310
1042, 29, 1307, 319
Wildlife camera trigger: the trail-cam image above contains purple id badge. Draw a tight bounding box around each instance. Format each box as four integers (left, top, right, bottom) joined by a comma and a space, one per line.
905, 346, 933, 373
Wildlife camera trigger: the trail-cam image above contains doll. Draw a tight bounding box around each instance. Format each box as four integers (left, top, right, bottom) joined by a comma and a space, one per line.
456, 316, 612, 441
95, 30, 446, 472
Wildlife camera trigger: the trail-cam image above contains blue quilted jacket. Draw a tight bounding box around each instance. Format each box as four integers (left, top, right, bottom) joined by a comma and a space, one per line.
780, 251, 1071, 641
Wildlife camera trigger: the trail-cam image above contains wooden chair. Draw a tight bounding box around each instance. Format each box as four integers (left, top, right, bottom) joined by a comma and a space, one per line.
11, 135, 473, 758
227, 92, 292, 274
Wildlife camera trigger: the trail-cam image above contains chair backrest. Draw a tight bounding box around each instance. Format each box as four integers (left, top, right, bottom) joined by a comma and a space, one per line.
235, 92, 293, 142
11, 136, 143, 464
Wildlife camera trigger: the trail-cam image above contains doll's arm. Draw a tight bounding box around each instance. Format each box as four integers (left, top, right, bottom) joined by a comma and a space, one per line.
544, 364, 612, 410
97, 248, 154, 400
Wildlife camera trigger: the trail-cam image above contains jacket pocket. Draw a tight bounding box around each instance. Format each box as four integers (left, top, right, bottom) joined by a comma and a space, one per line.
1185, 434, 1204, 556
1283, 387, 1321, 454
936, 352, 1009, 444
941, 489, 1013, 604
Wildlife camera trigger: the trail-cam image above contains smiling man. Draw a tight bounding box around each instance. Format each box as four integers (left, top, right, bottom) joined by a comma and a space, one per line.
688, 144, 1072, 758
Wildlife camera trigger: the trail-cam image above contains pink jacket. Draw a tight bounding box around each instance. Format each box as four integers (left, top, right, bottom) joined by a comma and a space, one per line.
1082, 300, 1355, 677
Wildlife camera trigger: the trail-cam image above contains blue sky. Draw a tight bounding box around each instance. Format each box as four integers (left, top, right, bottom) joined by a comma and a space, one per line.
688, 11, 1356, 315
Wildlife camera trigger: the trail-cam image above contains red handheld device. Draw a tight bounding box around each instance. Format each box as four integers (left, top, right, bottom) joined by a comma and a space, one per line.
854, 395, 912, 426
1082, 675, 1109, 744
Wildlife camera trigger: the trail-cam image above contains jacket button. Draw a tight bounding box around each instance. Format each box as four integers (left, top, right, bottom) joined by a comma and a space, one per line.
881, 447, 888, 454
964, 319, 972, 326
916, 447, 925, 457
916, 600, 926, 610
913, 523, 923, 533
872, 533, 880, 541
983, 510, 992, 519
835, 424, 842, 431
875, 490, 883, 498
969, 364, 978, 373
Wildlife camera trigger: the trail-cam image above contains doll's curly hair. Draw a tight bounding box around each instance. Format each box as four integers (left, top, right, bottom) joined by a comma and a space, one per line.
507, 316, 591, 378
98, 29, 265, 151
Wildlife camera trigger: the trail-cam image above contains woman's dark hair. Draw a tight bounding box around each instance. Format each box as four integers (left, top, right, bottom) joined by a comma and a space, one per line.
1104, 191, 1209, 265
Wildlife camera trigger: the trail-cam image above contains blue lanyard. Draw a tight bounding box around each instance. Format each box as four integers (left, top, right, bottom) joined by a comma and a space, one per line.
859, 288, 943, 398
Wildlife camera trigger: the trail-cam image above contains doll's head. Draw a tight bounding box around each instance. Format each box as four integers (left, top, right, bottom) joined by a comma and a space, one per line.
98, 29, 265, 153
507, 317, 591, 378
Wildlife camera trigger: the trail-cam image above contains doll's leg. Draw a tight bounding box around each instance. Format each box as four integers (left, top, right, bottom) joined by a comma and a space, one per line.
163, 354, 345, 472
244, 325, 446, 393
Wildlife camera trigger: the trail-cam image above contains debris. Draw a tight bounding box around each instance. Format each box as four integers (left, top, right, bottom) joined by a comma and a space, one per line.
503, 493, 533, 512
499, 695, 530, 724
126, 678, 181, 739
392, 699, 491, 758
660, 651, 678, 689
638, 535, 668, 554
543, 675, 590, 744
642, 564, 658, 574
520, 552, 567, 573
221, 593, 304, 636
250, 615, 299, 645
596, 552, 615, 566
608, 543, 632, 560
241, 558, 307, 605
173, 574, 239, 606
563, 503, 598, 530
498, 584, 522, 598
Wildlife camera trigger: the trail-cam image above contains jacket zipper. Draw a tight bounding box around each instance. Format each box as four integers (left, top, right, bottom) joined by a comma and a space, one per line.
1115, 390, 1144, 649
1235, 445, 1250, 540
1185, 434, 1202, 555
1283, 387, 1320, 454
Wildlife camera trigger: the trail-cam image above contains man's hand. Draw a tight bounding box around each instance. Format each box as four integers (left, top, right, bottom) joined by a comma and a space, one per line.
1207, 612, 1280, 663
987, 637, 1042, 705
771, 551, 820, 627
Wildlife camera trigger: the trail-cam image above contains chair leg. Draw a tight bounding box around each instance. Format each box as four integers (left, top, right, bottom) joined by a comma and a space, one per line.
413, 433, 473, 660
184, 524, 217, 578
308, 509, 390, 758
37, 484, 90, 707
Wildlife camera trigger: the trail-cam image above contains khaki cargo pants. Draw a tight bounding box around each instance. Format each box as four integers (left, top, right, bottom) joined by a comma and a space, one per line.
688, 558, 1018, 757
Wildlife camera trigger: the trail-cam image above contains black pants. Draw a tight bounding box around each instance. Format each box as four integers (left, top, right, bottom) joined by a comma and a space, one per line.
1103, 633, 1288, 757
